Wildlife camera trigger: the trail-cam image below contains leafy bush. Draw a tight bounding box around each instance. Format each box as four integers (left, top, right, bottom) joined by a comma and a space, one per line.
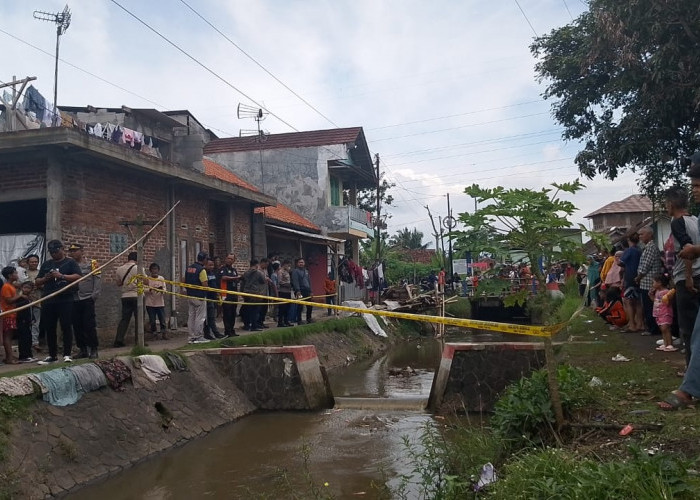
490, 365, 595, 449
491, 446, 699, 499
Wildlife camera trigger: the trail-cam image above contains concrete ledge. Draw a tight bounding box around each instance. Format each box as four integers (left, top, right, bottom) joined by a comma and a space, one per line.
205, 345, 334, 410
428, 342, 546, 413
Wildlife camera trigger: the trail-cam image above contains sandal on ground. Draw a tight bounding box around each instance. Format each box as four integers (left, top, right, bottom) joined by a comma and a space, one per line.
664, 345, 679, 352
656, 345, 668, 351
658, 391, 693, 411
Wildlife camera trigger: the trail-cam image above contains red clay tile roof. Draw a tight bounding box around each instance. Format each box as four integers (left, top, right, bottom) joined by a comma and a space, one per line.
202, 158, 261, 193
254, 204, 320, 233
203, 127, 363, 154
585, 194, 653, 218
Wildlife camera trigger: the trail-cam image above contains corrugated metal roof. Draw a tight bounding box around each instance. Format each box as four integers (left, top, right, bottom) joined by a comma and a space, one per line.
254, 203, 320, 233
203, 127, 363, 154
585, 194, 653, 218
202, 158, 261, 193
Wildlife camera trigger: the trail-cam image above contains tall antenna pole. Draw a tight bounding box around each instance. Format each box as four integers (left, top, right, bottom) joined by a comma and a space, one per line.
375, 153, 381, 261
33, 5, 71, 126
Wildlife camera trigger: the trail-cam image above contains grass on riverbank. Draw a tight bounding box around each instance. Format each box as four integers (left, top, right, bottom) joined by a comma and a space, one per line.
179, 316, 368, 350
396, 284, 700, 499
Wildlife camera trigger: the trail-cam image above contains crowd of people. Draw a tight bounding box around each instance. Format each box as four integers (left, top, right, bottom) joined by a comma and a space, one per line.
0, 237, 332, 364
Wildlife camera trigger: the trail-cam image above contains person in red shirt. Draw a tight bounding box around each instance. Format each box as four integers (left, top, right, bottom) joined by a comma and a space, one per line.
1, 266, 22, 364
438, 267, 446, 293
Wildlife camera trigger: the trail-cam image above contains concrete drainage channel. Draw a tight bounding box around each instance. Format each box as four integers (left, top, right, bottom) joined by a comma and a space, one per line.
63, 339, 548, 498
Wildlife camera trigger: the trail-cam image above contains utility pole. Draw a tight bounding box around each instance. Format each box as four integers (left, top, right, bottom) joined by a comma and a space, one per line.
444, 193, 455, 289
33, 5, 71, 126
121, 215, 161, 348
375, 153, 381, 261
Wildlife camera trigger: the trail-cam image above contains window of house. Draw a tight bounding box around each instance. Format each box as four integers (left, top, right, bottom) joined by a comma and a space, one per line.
330, 177, 341, 206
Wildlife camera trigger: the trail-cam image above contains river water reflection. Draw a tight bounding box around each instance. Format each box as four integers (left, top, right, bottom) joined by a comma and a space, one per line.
72, 330, 526, 499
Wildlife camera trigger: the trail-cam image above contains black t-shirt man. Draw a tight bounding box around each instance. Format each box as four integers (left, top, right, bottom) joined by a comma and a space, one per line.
37, 256, 82, 302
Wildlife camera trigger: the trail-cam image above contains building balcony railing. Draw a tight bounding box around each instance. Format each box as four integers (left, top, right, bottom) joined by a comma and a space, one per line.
326, 205, 372, 236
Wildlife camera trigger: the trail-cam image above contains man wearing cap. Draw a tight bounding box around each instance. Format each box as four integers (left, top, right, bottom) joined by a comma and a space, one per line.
113, 252, 139, 348
67, 243, 101, 359
34, 240, 82, 364
184, 251, 209, 343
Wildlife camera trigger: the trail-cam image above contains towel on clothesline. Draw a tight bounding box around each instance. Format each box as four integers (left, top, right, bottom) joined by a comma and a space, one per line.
0, 375, 37, 397
134, 355, 171, 383
95, 359, 132, 391
32, 369, 81, 407
67, 364, 108, 394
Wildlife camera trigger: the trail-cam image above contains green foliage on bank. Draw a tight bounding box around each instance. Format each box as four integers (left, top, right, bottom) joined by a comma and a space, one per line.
491, 446, 699, 499
182, 317, 369, 349
491, 365, 595, 450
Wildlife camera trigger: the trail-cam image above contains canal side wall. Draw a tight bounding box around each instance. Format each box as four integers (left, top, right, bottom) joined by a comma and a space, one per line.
204, 346, 335, 410
6, 353, 257, 499
428, 342, 546, 413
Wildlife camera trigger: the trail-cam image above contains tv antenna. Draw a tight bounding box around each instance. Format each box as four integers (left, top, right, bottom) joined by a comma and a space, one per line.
237, 103, 270, 194
237, 103, 269, 140
33, 4, 71, 126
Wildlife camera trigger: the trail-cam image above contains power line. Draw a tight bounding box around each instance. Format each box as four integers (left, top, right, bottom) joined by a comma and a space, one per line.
397, 156, 577, 186
514, 0, 538, 37
107, 0, 299, 133
382, 129, 562, 159
562, 0, 575, 21
177, 0, 339, 128
388, 163, 580, 202
367, 99, 544, 130
388, 138, 565, 167
371, 111, 550, 142
0, 27, 238, 137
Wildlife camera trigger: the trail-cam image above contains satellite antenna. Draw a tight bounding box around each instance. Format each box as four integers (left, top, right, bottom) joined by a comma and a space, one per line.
33, 4, 71, 126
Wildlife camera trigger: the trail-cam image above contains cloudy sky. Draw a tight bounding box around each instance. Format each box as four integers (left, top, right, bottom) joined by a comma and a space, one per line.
1, 0, 640, 247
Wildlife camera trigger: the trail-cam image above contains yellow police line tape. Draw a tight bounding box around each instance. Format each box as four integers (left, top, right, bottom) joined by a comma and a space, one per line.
134, 275, 581, 338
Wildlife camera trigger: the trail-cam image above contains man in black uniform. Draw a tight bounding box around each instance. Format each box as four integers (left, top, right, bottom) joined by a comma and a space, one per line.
218, 253, 241, 337
35, 240, 82, 364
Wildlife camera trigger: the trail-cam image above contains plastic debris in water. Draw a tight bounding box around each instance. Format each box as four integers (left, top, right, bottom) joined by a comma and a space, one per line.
589, 376, 603, 387
611, 354, 630, 362
474, 462, 497, 491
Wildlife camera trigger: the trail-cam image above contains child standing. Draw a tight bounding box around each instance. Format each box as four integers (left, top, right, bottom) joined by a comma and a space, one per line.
15, 282, 36, 362
324, 273, 337, 316
651, 274, 676, 352
0, 266, 22, 364
145, 263, 168, 340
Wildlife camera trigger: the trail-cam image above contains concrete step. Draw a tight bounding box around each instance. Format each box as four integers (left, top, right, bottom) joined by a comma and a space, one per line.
333, 396, 428, 411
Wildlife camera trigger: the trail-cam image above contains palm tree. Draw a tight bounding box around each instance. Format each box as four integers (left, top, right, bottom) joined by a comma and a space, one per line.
389, 228, 428, 250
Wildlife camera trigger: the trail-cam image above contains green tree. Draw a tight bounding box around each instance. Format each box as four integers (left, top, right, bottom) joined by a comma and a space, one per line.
531, 0, 700, 201
456, 180, 584, 290
389, 227, 428, 250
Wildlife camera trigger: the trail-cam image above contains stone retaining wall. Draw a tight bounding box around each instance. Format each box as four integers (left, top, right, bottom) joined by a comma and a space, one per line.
205, 346, 334, 410
428, 342, 546, 413
5, 344, 338, 498
7, 353, 256, 499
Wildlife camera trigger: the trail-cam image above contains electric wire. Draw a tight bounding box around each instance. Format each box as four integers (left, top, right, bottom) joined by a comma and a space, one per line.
177, 0, 339, 128
368, 99, 545, 130
371, 111, 550, 142
514, 0, 538, 37
107, 0, 299, 133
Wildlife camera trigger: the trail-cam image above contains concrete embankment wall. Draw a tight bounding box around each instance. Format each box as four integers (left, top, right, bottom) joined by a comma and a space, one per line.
6, 345, 334, 499
428, 342, 546, 413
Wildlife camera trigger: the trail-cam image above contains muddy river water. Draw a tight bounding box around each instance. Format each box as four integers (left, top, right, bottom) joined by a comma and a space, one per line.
72, 331, 519, 499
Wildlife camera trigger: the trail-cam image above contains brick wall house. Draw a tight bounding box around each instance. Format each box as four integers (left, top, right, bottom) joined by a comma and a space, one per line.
0, 124, 274, 344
